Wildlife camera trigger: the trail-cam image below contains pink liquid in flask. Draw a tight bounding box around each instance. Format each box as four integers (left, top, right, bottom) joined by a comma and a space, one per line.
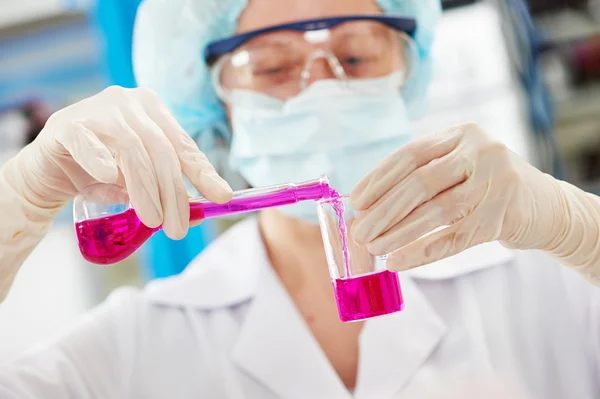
326, 195, 404, 322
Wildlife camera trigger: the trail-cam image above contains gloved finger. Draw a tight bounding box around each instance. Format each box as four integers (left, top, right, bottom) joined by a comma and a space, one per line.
352, 148, 471, 244
124, 107, 190, 240
95, 118, 163, 229
55, 122, 119, 184
386, 218, 484, 271
350, 127, 463, 210
139, 90, 233, 204
365, 185, 472, 256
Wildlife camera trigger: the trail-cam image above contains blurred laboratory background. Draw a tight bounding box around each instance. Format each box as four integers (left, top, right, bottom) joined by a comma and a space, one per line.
0, 0, 599, 363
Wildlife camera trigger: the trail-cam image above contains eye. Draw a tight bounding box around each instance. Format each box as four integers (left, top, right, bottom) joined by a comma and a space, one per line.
258, 67, 287, 76
343, 57, 365, 66
252, 60, 299, 77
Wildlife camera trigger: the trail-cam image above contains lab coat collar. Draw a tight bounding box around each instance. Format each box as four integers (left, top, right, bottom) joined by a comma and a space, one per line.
145, 217, 264, 309
232, 261, 352, 399
354, 276, 447, 398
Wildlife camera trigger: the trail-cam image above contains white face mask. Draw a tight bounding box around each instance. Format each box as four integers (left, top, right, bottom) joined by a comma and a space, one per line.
228, 72, 413, 223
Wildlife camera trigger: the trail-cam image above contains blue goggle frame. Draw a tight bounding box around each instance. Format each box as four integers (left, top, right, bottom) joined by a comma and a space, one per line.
204, 15, 417, 62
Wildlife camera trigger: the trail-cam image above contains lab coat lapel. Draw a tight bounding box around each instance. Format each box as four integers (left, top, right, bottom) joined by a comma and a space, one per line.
354, 276, 447, 399
232, 264, 351, 399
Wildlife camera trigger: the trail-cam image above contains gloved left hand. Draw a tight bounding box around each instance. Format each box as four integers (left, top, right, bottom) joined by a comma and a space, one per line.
350, 122, 568, 272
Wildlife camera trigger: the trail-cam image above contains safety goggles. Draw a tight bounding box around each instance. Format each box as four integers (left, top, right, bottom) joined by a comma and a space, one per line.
205, 15, 419, 103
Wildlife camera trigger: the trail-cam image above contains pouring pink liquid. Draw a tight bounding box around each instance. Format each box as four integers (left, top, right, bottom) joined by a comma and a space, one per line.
317, 195, 404, 322
74, 175, 404, 322
331, 205, 403, 321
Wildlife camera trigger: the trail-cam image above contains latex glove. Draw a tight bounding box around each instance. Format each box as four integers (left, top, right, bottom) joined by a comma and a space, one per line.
6, 86, 232, 240
350, 123, 600, 285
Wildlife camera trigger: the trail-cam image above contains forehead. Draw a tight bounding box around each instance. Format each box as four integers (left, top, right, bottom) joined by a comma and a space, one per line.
236, 0, 383, 33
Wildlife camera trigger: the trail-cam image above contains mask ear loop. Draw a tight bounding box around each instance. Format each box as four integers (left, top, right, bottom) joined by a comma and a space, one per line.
299, 49, 349, 91
398, 32, 420, 92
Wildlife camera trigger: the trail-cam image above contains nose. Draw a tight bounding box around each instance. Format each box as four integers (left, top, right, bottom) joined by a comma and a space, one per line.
303, 58, 336, 86
300, 50, 347, 89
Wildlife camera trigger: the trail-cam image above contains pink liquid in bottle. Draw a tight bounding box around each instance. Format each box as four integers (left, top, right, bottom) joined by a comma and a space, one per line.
333, 270, 404, 322
327, 194, 404, 322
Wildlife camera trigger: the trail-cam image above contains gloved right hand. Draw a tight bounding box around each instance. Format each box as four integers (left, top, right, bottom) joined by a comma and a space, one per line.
7, 86, 232, 239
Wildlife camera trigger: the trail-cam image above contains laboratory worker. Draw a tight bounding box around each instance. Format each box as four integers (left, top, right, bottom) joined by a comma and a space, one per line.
0, 0, 599, 398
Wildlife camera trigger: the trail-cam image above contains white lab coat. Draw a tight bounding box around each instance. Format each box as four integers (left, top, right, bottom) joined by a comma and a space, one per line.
0, 217, 598, 398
